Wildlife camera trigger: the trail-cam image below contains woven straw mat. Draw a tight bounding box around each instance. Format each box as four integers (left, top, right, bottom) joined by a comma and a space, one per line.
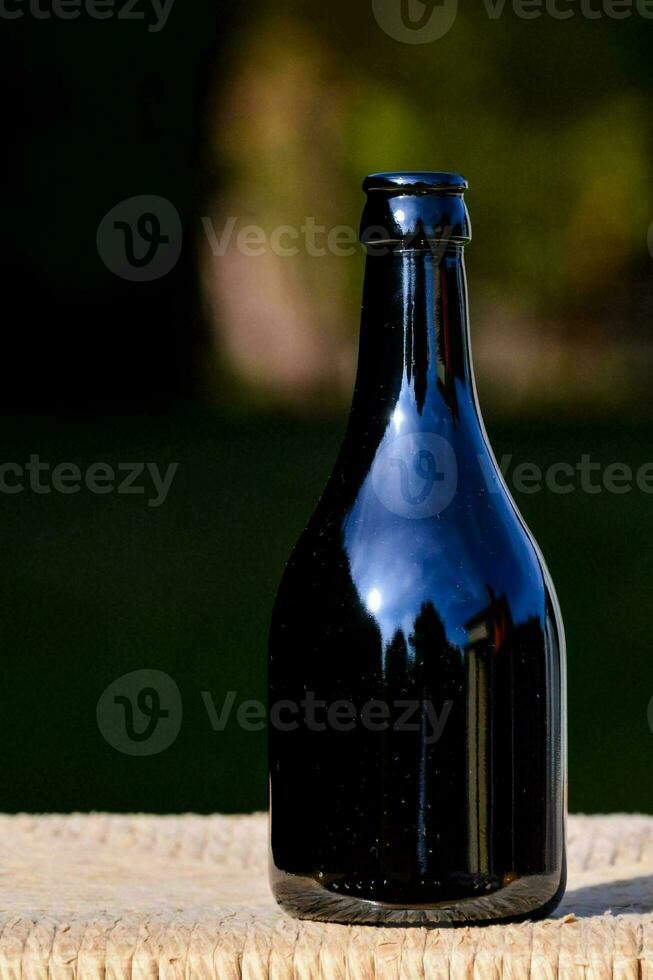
0, 812, 652, 978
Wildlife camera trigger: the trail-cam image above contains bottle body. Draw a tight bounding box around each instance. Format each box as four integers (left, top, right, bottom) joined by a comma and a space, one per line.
268, 174, 566, 925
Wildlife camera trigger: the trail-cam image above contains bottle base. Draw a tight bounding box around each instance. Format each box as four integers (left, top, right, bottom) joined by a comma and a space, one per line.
270, 864, 566, 926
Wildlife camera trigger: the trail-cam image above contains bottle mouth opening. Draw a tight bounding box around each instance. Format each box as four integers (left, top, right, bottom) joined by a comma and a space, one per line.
363, 172, 468, 195
360, 173, 471, 247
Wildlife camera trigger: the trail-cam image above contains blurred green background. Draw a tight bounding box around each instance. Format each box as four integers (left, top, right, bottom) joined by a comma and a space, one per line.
0, 0, 652, 814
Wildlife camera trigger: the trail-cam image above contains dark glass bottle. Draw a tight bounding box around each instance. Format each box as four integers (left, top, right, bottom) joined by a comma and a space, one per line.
268, 172, 566, 926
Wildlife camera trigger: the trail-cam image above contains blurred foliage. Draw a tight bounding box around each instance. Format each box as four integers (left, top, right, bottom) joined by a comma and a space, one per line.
202, 0, 653, 412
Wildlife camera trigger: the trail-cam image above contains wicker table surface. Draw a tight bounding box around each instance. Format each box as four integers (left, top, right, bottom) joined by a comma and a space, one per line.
0, 812, 652, 978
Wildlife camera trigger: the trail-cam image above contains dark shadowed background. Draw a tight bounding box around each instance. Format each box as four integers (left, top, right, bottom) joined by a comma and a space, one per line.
1, 0, 652, 814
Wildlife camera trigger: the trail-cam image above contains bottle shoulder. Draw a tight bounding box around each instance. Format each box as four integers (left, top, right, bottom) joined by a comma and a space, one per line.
275, 469, 556, 648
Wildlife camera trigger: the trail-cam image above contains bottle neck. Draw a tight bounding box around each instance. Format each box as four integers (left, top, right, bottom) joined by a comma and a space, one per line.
351, 246, 479, 434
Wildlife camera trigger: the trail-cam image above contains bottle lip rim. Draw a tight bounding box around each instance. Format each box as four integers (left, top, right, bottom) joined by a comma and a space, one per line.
363, 172, 468, 194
